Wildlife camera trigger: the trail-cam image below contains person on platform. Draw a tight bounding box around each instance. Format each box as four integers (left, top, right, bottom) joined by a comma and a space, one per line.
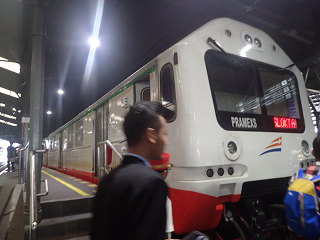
150, 153, 175, 239
289, 136, 320, 195
91, 101, 168, 240
7, 142, 15, 171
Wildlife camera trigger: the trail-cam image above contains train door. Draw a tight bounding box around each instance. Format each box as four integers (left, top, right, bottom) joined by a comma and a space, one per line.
58, 133, 63, 167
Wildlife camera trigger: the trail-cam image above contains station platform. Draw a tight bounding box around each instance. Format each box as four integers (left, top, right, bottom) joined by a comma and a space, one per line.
0, 165, 98, 239
0, 166, 97, 202
40, 167, 97, 201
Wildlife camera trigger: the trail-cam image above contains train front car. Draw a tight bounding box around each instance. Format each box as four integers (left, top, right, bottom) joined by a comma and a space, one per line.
164, 18, 315, 235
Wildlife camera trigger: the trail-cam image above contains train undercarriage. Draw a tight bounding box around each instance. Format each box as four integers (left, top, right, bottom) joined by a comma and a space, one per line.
173, 177, 303, 240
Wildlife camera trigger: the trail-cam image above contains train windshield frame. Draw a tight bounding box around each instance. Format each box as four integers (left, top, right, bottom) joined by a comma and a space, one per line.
205, 50, 305, 133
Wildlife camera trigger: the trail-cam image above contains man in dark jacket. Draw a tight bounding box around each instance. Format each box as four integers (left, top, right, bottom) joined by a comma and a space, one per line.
91, 101, 168, 240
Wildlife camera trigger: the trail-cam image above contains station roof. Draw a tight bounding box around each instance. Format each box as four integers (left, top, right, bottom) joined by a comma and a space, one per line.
0, 0, 319, 140
0, 0, 27, 143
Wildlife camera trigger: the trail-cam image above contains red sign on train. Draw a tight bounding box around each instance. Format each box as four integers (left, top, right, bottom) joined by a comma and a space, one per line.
273, 117, 297, 129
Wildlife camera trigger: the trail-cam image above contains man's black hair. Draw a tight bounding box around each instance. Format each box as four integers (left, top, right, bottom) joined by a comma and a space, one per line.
313, 137, 320, 159
123, 101, 163, 147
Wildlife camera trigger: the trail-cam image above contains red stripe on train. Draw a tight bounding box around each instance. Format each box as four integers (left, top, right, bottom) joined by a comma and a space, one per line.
43, 164, 98, 184
169, 188, 240, 234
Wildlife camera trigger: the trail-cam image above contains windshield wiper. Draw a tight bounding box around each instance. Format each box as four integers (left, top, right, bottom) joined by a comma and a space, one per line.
275, 63, 295, 71
207, 37, 226, 54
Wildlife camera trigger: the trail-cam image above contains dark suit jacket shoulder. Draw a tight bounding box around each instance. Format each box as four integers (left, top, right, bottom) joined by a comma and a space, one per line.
91, 155, 168, 240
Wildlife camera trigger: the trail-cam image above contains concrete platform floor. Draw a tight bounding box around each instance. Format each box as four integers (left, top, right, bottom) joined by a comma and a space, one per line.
41, 167, 97, 201
0, 165, 97, 240
0, 165, 97, 201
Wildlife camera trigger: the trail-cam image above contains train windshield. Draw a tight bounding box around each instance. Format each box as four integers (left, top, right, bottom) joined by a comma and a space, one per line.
205, 50, 304, 132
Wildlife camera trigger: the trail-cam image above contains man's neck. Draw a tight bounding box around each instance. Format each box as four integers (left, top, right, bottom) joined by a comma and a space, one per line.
127, 146, 150, 162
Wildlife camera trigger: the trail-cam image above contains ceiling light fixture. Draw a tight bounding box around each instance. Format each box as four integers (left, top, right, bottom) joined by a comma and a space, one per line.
88, 37, 100, 48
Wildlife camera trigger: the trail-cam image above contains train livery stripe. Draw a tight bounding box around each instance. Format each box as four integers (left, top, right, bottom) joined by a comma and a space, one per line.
259, 148, 281, 156
41, 170, 90, 196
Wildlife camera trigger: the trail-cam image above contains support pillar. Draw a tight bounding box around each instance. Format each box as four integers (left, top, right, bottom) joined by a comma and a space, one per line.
25, 1, 46, 224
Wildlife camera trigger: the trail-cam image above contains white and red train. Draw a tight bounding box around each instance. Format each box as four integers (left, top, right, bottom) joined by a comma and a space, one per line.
44, 18, 315, 235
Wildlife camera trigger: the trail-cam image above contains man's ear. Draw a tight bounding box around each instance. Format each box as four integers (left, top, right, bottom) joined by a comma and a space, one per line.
146, 128, 157, 144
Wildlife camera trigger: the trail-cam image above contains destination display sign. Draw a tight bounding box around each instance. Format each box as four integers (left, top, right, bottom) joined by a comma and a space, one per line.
273, 116, 297, 129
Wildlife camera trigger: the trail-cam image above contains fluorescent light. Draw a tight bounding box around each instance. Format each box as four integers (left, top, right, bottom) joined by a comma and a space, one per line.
0, 112, 16, 120
0, 87, 21, 99
0, 57, 20, 74
0, 119, 17, 126
58, 89, 64, 94
6, 122, 17, 126
47, 111, 52, 115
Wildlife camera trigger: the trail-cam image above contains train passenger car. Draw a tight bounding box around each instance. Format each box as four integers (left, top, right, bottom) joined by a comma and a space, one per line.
44, 18, 315, 235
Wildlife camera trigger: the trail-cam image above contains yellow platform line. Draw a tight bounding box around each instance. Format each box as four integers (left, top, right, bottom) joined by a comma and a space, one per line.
42, 170, 89, 196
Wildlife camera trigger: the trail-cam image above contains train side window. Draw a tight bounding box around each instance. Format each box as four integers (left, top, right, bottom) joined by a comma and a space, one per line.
54, 139, 59, 152
75, 119, 83, 147
67, 125, 74, 149
160, 63, 177, 122
141, 87, 150, 101
134, 74, 150, 103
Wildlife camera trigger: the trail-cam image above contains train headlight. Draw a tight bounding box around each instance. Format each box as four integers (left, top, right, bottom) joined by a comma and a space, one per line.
218, 168, 224, 176
254, 38, 262, 48
244, 34, 253, 45
272, 45, 277, 52
301, 140, 311, 156
224, 135, 241, 161
227, 141, 237, 154
206, 168, 214, 178
225, 29, 232, 37
228, 167, 234, 175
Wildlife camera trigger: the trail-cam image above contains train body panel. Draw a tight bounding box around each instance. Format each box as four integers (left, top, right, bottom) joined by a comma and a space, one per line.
45, 17, 316, 234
